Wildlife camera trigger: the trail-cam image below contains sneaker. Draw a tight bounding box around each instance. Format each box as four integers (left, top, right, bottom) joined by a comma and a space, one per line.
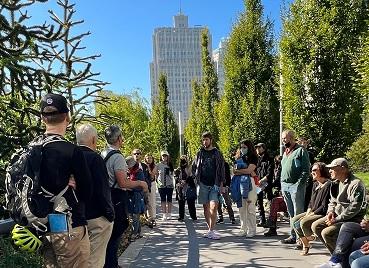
231, 219, 236, 224
315, 262, 342, 268
162, 214, 167, 221
257, 221, 266, 227
280, 236, 296, 244
246, 233, 255, 238
203, 230, 211, 238
177, 217, 184, 222
166, 213, 172, 220
238, 230, 247, 236
216, 218, 224, 224
208, 230, 220, 240
264, 228, 277, 237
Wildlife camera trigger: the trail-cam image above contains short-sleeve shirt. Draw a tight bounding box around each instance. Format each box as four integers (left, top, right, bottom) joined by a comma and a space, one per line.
200, 148, 217, 186
156, 162, 174, 188
101, 145, 128, 189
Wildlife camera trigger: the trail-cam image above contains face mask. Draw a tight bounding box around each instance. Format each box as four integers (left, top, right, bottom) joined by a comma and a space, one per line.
240, 147, 248, 155
284, 142, 291, 148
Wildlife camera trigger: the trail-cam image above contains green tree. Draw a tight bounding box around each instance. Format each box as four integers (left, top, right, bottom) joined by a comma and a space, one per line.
94, 90, 151, 156
185, 29, 219, 157
347, 27, 369, 171
147, 73, 179, 162
218, 0, 279, 156
280, 0, 369, 161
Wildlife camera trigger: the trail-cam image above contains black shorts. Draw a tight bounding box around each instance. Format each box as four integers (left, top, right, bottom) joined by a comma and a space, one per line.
158, 187, 174, 203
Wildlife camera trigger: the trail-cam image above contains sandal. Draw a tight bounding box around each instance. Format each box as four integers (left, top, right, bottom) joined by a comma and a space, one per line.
300, 245, 311, 256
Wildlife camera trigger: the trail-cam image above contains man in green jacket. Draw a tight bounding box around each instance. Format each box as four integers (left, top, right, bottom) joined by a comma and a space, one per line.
280, 129, 311, 244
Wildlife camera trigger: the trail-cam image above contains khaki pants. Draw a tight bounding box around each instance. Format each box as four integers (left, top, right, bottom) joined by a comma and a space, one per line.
87, 217, 113, 268
239, 199, 256, 235
311, 216, 344, 254
43, 225, 90, 268
146, 183, 157, 220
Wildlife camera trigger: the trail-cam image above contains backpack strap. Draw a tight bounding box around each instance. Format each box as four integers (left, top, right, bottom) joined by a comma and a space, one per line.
103, 150, 122, 189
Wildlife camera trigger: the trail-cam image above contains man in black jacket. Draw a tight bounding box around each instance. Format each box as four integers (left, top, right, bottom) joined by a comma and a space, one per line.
76, 124, 115, 268
255, 143, 274, 227
39, 93, 92, 268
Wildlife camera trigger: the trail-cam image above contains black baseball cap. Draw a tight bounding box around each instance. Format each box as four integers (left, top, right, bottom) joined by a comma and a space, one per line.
40, 93, 69, 115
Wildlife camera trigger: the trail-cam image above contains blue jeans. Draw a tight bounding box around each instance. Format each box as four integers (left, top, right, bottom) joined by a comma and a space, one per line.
350, 250, 369, 268
130, 213, 141, 235
281, 181, 306, 239
332, 222, 368, 267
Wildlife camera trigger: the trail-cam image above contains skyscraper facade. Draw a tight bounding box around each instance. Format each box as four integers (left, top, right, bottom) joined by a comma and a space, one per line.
212, 37, 228, 96
150, 13, 211, 125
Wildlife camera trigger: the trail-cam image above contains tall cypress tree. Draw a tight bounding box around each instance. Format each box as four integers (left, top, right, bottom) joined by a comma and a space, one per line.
148, 73, 179, 162
280, 0, 369, 161
185, 29, 219, 157
218, 0, 279, 155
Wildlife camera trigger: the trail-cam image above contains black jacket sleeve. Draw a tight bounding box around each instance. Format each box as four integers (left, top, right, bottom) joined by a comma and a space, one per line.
72, 146, 93, 203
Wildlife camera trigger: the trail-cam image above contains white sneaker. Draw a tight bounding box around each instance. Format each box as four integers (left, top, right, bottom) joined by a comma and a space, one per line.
238, 230, 247, 237
203, 230, 211, 238
315, 261, 342, 268
166, 213, 171, 220
246, 233, 256, 238
208, 230, 220, 240
162, 214, 167, 221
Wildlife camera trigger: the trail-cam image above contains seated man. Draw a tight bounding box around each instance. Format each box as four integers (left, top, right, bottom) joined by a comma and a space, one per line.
314, 158, 367, 268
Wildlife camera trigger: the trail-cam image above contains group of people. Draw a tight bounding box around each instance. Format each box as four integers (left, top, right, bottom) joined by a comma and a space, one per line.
8, 93, 369, 268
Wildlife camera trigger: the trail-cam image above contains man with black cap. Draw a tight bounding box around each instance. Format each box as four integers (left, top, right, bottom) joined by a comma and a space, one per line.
39, 93, 93, 268
314, 158, 367, 268
255, 142, 274, 227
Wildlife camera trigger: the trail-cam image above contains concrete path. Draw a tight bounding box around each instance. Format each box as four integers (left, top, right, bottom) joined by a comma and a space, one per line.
119, 200, 330, 268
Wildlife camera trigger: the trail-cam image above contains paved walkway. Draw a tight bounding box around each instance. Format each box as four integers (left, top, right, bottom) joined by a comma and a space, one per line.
119, 198, 330, 268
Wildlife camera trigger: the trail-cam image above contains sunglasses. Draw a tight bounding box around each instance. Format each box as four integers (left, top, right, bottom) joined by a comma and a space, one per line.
133, 152, 141, 155
311, 168, 318, 172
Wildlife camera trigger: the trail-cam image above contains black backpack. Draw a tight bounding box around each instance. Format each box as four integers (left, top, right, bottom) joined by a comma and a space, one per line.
5, 135, 67, 232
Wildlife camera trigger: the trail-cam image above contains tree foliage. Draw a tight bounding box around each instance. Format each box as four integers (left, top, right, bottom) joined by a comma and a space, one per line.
0, 0, 108, 164
218, 0, 279, 157
185, 29, 219, 157
94, 90, 151, 156
347, 25, 369, 171
147, 73, 179, 162
280, 0, 369, 162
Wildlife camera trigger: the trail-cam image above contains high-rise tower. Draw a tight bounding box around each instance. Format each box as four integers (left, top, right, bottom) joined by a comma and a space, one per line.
150, 14, 211, 125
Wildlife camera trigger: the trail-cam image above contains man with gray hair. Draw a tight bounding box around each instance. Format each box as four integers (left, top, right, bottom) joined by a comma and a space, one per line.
101, 125, 148, 268
76, 123, 114, 268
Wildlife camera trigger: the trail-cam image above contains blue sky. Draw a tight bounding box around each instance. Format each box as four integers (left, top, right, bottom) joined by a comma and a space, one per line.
28, 0, 288, 101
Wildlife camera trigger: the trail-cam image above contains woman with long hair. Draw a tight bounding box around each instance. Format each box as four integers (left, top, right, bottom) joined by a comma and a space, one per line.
291, 162, 331, 255
144, 153, 158, 226
233, 140, 258, 237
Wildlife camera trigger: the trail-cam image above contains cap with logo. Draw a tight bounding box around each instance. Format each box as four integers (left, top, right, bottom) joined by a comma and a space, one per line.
40, 93, 69, 115
160, 150, 169, 156
326, 158, 349, 168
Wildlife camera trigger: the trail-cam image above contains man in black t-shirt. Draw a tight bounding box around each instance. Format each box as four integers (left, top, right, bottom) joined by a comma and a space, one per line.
193, 132, 225, 240
39, 93, 92, 268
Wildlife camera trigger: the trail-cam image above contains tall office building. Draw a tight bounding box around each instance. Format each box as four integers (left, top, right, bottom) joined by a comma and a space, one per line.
150, 13, 211, 125
212, 37, 228, 96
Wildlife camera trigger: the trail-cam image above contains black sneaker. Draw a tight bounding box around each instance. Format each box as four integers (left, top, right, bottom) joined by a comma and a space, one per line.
177, 218, 184, 222
280, 236, 296, 244
231, 219, 236, 224
257, 221, 266, 227
216, 218, 224, 224
264, 228, 277, 237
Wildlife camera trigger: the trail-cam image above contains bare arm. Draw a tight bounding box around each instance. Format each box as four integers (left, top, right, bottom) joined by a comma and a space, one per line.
233, 164, 257, 175
115, 170, 148, 192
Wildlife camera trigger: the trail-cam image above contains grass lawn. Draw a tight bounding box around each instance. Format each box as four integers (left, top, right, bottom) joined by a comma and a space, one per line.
355, 172, 369, 189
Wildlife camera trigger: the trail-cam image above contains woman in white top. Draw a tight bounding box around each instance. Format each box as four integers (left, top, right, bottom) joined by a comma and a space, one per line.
156, 150, 174, 221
